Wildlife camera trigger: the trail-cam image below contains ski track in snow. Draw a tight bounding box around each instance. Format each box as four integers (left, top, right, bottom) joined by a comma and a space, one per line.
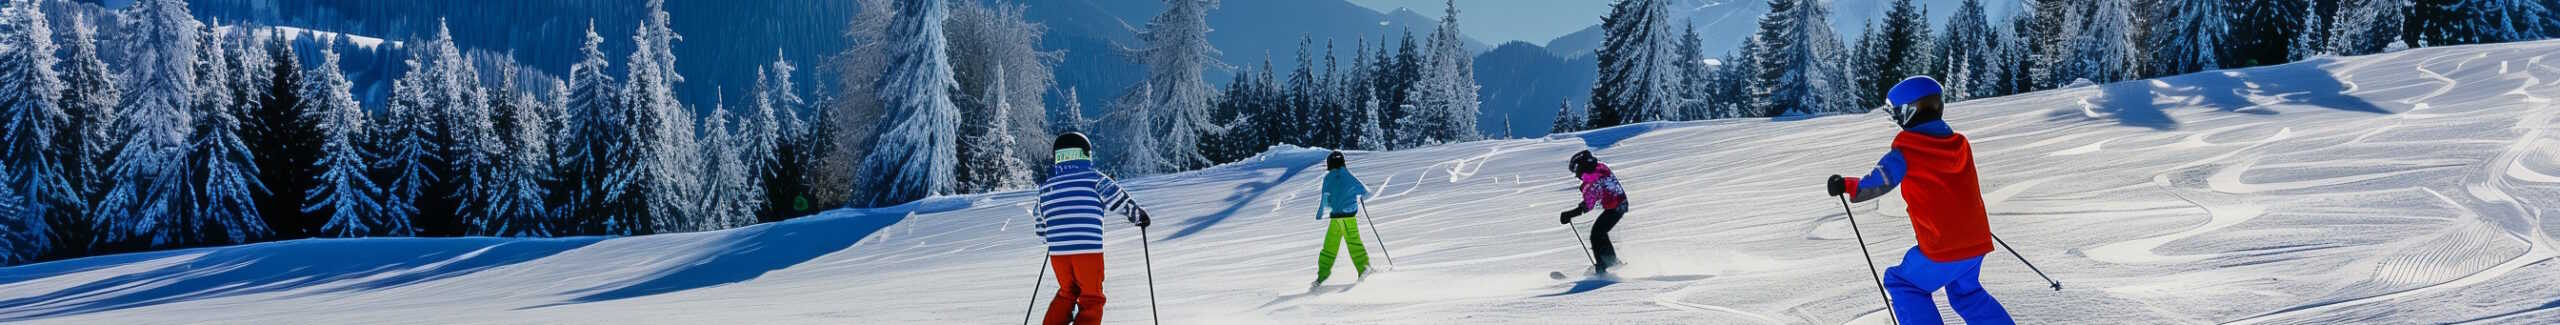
6, 42, 2560, 325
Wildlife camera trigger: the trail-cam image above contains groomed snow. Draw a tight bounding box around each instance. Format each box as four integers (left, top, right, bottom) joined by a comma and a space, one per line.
4, 40, 2559, 324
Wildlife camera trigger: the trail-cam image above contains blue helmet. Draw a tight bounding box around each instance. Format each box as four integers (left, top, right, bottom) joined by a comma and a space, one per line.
1882, 76, 1943, 126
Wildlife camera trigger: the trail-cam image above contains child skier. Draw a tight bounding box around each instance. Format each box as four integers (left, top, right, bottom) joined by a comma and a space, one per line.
1312, 151, 1374, 287
1558, 150, 1630, 273
1036, 133, 1153, 325
1826, 76, 2014, 324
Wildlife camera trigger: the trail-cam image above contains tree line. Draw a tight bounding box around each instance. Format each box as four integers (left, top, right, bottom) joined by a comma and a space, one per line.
1561, 0, 2558, 133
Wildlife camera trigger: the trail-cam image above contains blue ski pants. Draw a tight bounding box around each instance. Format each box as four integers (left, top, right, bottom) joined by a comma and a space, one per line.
1883, 247, 2013, 325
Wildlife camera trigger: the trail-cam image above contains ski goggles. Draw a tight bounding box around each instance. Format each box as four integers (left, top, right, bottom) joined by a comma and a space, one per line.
1054, 148, 1091, 163
1882, 103, 1918, 127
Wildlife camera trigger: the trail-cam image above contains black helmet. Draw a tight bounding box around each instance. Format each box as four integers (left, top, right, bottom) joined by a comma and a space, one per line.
1327, 151, 1347, 170
1054, 132, 1092, 152
1569, 150, 1598, 174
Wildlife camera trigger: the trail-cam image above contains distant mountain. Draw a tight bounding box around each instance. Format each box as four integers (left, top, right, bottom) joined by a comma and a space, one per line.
1544, 25, 1603, 59
1544, 0, 2017, 59
1472, 41, 1596, 138
1023, 0, 1490, 112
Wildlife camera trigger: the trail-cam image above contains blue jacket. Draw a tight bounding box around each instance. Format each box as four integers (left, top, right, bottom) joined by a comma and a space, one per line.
1037, 159, 1144, 256
1320, 168, 1370, 217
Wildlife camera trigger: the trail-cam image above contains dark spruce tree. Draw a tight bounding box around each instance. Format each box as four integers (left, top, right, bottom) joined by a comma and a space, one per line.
249, 34, 318, 239
2230, 0, 2308, 68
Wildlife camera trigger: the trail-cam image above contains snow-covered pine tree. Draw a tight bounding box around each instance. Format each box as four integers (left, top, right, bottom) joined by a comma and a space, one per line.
855, 0, 961, 207
1399, 0, 1482, 146
59, 12, 118, 213
249, 29, 318, 239
2291, 5, 2330, 61
1318, 39, 1344, 148
541, 78, 575, 228
1851, 22, 1887, 108
1335, 39, 1364, 146
1676, 22, 1712, 120
2409, 0, 2553, 46
2067, 0, 2139, 83
1356, 97, 1385, 150
819, 0, 897, 210
2230, 0, 2308, 68
1105, 83, 1168, 176
2148, 0, 2228, 77
627, 0, 704, 230
0, 0, 70, 263
753, 52, 803, 221
0, 165, 25, 264
94, 0, 208, 250
555, 22, 630, 235
1587, 0, 1677, 128
1550, 101, 1582, 133
960, 63, 1030, 193
300, 47, 384, 238
378, 45, 437, 238
1711, 40, 1758, 118
2332, 0, 2406, 55
1748, 0, 1852, 116
1286, 37, 1316, 147
417, 21, 503, 237
2033, 0, 2084, 88
1125, 0, 1226, 171
1052, 88, 1088, 134
1373, 35, 1401, 141
744, 52, 782, 191
1202, 63, 1257, 163
945, 0, 1054, 189
1381, 30, 1419, 143
186, 20, 269, 246
1244, 55, 1281, 153
473, 62, 550, 237
1340, 38, 1374, 150
700, 96, 750, 229
1938, 0, 1996, 100
1990, 15, 2039, 96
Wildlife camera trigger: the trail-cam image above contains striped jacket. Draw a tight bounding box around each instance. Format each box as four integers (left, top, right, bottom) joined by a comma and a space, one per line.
1037, 159, 1145, 256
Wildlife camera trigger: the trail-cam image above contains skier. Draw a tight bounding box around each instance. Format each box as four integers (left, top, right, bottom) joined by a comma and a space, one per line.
1312, 151, 1374, 287
1825, 76, 2014, 324
1035, 133, 1153, 325
1558, 150, 1630, 273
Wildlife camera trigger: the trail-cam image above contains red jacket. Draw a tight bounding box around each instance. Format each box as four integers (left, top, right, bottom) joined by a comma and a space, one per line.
1844, 121, 1993, 262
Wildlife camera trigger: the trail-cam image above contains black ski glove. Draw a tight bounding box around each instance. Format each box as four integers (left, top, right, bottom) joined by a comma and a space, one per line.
1129, 208, 1153, 228
1827, 174, 1848, 197
1559, 208, 1585, 224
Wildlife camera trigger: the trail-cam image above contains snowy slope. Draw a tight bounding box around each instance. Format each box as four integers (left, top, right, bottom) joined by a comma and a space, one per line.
6, 40, 2560, 324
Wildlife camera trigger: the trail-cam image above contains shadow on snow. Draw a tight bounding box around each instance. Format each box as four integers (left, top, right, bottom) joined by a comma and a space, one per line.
0, 237, 604, 321
532, 197, 968, 308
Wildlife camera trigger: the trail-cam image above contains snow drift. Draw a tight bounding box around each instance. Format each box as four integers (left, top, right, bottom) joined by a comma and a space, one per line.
3, 40, 2558, 324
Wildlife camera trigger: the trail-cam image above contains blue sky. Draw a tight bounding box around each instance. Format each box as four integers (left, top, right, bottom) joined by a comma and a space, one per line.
1346, 0, 1614, 44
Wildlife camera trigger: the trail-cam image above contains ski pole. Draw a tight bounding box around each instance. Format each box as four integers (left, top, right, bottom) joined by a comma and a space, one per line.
1992, 234, 2063, 291
1837, 196, 1900, 325
1358, 199, 1396, 269
1022, 253, 1047, 325
1140, 226, 1161, 325
1024, 207, 1048, 325
1564, 222, 1596, 266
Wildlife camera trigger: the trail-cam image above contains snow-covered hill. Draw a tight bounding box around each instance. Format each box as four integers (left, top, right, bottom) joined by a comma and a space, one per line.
5, 40, 2559, 324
